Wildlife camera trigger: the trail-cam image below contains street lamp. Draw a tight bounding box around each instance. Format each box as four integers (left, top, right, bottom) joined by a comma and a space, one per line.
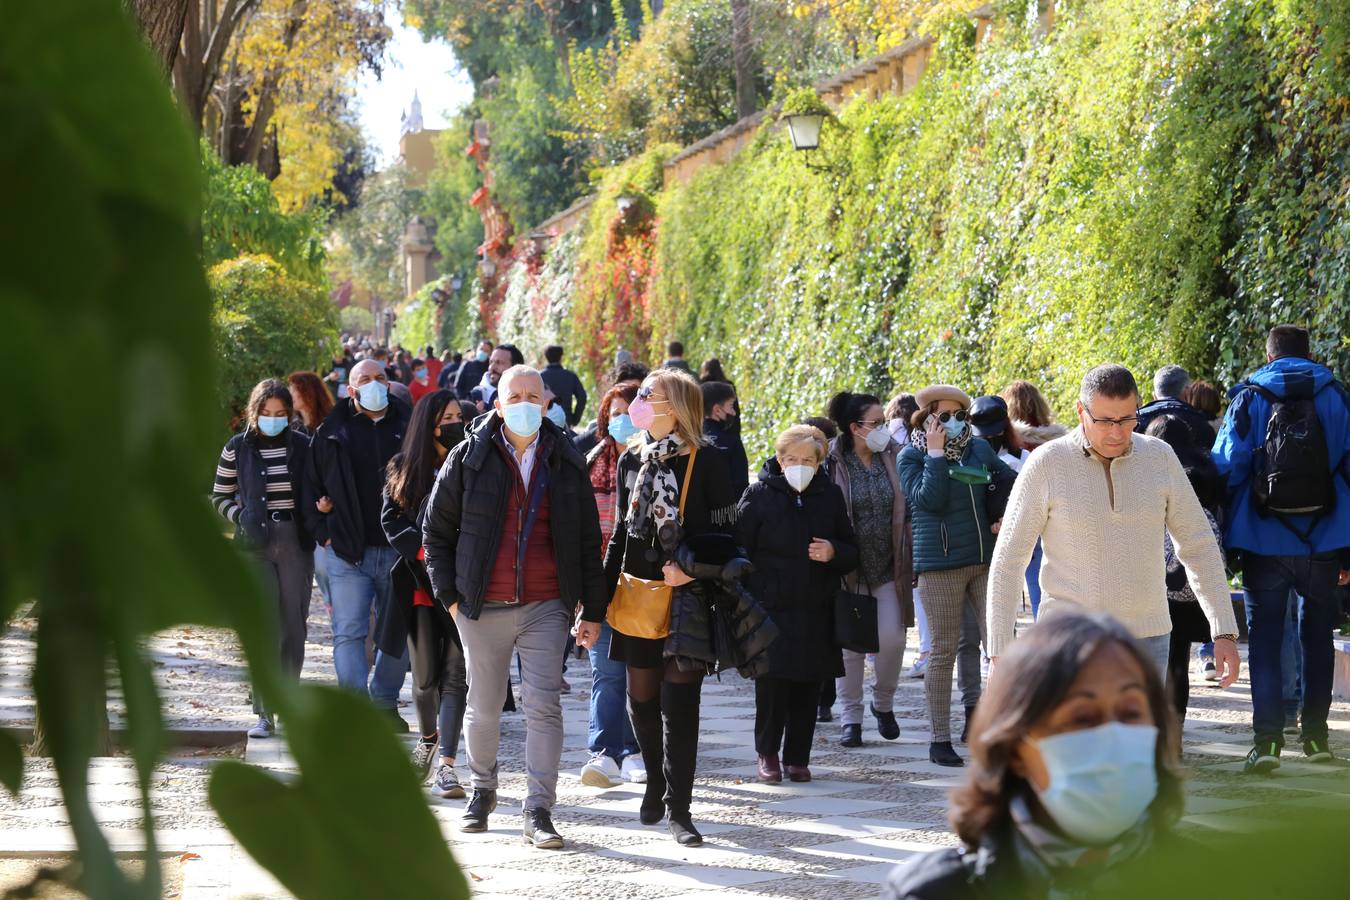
450, 272, 464, 292
783, 113, 824, 152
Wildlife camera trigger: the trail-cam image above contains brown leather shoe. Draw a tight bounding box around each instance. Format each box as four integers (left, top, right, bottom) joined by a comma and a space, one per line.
757, 753, 782, 783
785, 765, 811, 783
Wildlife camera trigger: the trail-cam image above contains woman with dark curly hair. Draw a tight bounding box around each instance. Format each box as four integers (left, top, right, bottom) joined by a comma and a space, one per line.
884, 611, 1186, 899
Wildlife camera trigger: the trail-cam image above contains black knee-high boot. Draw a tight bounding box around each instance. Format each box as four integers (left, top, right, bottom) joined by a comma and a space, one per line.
628, 694, 666, 825
661, 680, 703, 845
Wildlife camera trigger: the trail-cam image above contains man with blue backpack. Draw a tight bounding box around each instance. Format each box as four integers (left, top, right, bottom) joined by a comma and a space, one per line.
1213, 325, 1350, 774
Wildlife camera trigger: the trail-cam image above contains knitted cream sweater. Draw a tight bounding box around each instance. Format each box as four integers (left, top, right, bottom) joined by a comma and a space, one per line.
986, 427, 1239, 657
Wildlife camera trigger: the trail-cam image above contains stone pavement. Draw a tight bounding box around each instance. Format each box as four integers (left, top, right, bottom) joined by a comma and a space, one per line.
4, 599, 1350, 898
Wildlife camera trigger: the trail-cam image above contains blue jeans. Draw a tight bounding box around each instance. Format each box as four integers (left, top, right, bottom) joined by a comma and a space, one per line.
312, 547, 333, 610
1139, 633, 1171, 680
1282, 590, 1304, 724
588, 622, 638, 762
325, 544, 408, 707
1026, 540, 1044, 619
1243, 553, 1341, 746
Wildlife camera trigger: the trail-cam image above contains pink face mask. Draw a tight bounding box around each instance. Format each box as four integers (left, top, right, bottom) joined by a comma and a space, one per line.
628, 397, 657, 431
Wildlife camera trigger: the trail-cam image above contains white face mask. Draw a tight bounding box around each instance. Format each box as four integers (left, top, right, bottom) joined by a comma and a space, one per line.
783, 464, 815, 492
1032, 722, 1159, 845
864, 425, 891, 453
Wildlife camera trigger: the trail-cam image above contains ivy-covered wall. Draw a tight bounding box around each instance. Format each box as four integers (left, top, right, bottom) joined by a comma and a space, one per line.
510, 0, 1350, 458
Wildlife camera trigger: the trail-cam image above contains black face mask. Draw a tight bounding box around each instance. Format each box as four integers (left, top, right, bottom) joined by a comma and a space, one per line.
436, 422, 465, 451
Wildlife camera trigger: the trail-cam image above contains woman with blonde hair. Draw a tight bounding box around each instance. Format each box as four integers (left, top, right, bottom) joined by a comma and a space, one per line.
738, 425, 859, 783
999, 380, 1067, 452
599, 367, 739, 845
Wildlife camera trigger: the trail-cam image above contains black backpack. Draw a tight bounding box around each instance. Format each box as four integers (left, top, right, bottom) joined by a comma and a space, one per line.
1246, 381, 1333, 524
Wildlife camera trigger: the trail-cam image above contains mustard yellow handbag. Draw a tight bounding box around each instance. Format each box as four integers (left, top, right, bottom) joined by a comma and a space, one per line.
606, 449, 697, 640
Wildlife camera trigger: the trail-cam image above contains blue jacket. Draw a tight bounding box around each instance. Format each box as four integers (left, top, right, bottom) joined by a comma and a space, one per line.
1212, 356, 1350, 557
898, 438, 1017, 574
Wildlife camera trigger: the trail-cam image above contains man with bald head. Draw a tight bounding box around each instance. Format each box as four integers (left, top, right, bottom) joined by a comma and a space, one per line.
424, 365, 607, 849
303, 358, 411, 724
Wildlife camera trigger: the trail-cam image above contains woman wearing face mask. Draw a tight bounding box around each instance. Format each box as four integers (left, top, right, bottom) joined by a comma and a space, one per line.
884, 612, 1185, 899
212, 379, 315, 740
601, 369, 739, 846
827, 392, 913, 749
898, 386, 1017, 767
379, 391, 469, 797
738, 425, 859, 783
578, 382, 644, 789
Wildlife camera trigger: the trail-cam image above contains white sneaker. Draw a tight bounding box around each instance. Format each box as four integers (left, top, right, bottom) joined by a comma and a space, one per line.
621, 754, 647, 784
580, 752, 622, 787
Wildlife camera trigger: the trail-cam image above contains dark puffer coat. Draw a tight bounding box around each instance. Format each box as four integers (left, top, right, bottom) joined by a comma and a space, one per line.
736, 458, 860, 681
897, 437, 1017, 574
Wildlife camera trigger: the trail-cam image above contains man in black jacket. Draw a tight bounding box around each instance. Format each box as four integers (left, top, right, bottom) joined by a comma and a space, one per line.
540, 344, 588, 426
423, 365, 606, 849
303, 359, 411, 725
1134, 364, 1216, 449
453, 339, 493, 398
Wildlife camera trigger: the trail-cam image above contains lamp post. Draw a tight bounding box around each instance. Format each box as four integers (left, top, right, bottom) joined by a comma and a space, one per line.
783, 113, 824, 152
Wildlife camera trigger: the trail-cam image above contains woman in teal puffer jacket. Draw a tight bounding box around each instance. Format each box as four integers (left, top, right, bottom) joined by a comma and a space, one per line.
897, 385, 1017, 768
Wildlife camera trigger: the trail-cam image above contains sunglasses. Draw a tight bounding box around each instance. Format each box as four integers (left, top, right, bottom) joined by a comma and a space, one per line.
635, 386, 670, 404
933, 410, 968, 424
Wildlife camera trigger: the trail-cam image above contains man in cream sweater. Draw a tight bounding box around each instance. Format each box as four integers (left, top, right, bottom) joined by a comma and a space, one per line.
986, 364, 1241, 685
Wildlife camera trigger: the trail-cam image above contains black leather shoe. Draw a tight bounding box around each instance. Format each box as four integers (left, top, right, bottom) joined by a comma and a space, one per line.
870, 704, 900, 741
461, 789, 497, 832
523, 808, 564, 850
930, 741, 964, 767
669, 814, 703, 846
960, 706, 977, 744
840, 723, 863, 747
817, 704, 833, 723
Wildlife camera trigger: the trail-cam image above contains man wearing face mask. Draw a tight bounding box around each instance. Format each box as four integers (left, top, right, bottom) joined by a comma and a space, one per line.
986, 365, 1241, 689
453, 339, 494, 399
422, 365, 607, 850
702, 380, 749, 497
303, 359, 412, 726
470, 344, 523, 413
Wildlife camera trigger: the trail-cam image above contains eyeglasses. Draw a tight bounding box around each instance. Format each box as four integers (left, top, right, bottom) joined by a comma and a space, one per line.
1082, 406, 1139, 430
934, 410, 968, 424
635, 386, 670, 404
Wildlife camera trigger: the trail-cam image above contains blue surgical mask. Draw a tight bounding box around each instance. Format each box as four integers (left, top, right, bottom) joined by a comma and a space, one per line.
258, 415, 288, 437
943, 417, 967, 441
356, 380, 389, 412
476, 350, 489, 363
546, 404, 567, 428
1032, 722, 1159, 845
500, 401, 542, 437
608, 413, 639, 443
414, 367, 428, 381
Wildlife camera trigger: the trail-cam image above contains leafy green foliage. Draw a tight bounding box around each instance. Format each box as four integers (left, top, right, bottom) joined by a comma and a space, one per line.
340, 305, 376, 335
211, 255, 340, 420
201, 141, 328, 283
2, 2, 467, 897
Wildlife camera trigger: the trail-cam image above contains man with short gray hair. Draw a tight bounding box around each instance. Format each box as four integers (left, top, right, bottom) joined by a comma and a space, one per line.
987, 363, 1241, 684
423, 364, 607, 849
1136, 363, 1216, 448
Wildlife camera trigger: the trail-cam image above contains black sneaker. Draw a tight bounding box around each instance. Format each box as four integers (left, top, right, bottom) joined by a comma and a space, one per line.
1303, 737, 1334, 763
870, 704, 900, 741
523, 808, 564, 850
433, 764, 465, 799
929, 741, 964, 768
1244, 741, 1281, 775
412, 736, 438, 782
840, 723, 863, 748
461, 788, 497, 832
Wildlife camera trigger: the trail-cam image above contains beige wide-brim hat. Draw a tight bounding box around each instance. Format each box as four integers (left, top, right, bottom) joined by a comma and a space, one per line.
915, 384, 972, 410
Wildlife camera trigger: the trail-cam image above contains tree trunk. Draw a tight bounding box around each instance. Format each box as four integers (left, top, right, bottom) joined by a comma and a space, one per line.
730, 0, 756, 120
125, 0, 190, 76
237, 0, 308, 171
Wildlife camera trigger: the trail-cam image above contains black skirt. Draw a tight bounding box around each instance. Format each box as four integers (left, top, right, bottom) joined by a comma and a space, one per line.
609, 629, 664, 669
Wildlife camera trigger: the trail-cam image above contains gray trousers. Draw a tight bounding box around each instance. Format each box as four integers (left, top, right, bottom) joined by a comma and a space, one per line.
251, 519, 312, 715
918, 564, 988, 742
456, 598, 569, 810
836, 581, 907, 726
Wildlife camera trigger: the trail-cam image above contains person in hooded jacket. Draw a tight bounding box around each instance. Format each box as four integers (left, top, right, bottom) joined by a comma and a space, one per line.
738, 425, 859, 784
899, 385, 1017, 767
827, 392, 914, 749
212, 379, 314, 739
379, 391, 469, 798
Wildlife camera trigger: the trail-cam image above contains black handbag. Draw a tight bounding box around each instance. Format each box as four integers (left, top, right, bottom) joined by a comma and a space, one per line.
834, 579, 879, 653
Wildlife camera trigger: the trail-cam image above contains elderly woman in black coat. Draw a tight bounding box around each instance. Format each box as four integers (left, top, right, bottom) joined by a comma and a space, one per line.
737, 424, 860, 784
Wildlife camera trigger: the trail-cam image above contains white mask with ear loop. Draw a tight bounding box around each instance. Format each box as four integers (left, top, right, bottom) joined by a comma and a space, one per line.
783, 465, 815, 492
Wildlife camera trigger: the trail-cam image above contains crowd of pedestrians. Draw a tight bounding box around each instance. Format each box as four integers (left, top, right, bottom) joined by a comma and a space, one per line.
211, 324, 1348, 889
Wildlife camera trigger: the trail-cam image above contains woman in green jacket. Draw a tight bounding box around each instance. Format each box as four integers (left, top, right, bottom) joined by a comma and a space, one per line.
897, 385, 1016, 768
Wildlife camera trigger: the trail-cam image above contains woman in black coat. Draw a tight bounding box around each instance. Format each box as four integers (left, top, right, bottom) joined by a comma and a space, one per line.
737, 424, 859, 784
378, 390, 468, 798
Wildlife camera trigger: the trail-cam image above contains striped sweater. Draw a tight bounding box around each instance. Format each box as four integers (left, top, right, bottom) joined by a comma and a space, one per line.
212, 437, 295, 524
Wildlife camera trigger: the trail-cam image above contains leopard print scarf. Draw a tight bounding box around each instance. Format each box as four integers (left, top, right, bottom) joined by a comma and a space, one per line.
626, 433, 687, 553
909, 414, 973, 463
